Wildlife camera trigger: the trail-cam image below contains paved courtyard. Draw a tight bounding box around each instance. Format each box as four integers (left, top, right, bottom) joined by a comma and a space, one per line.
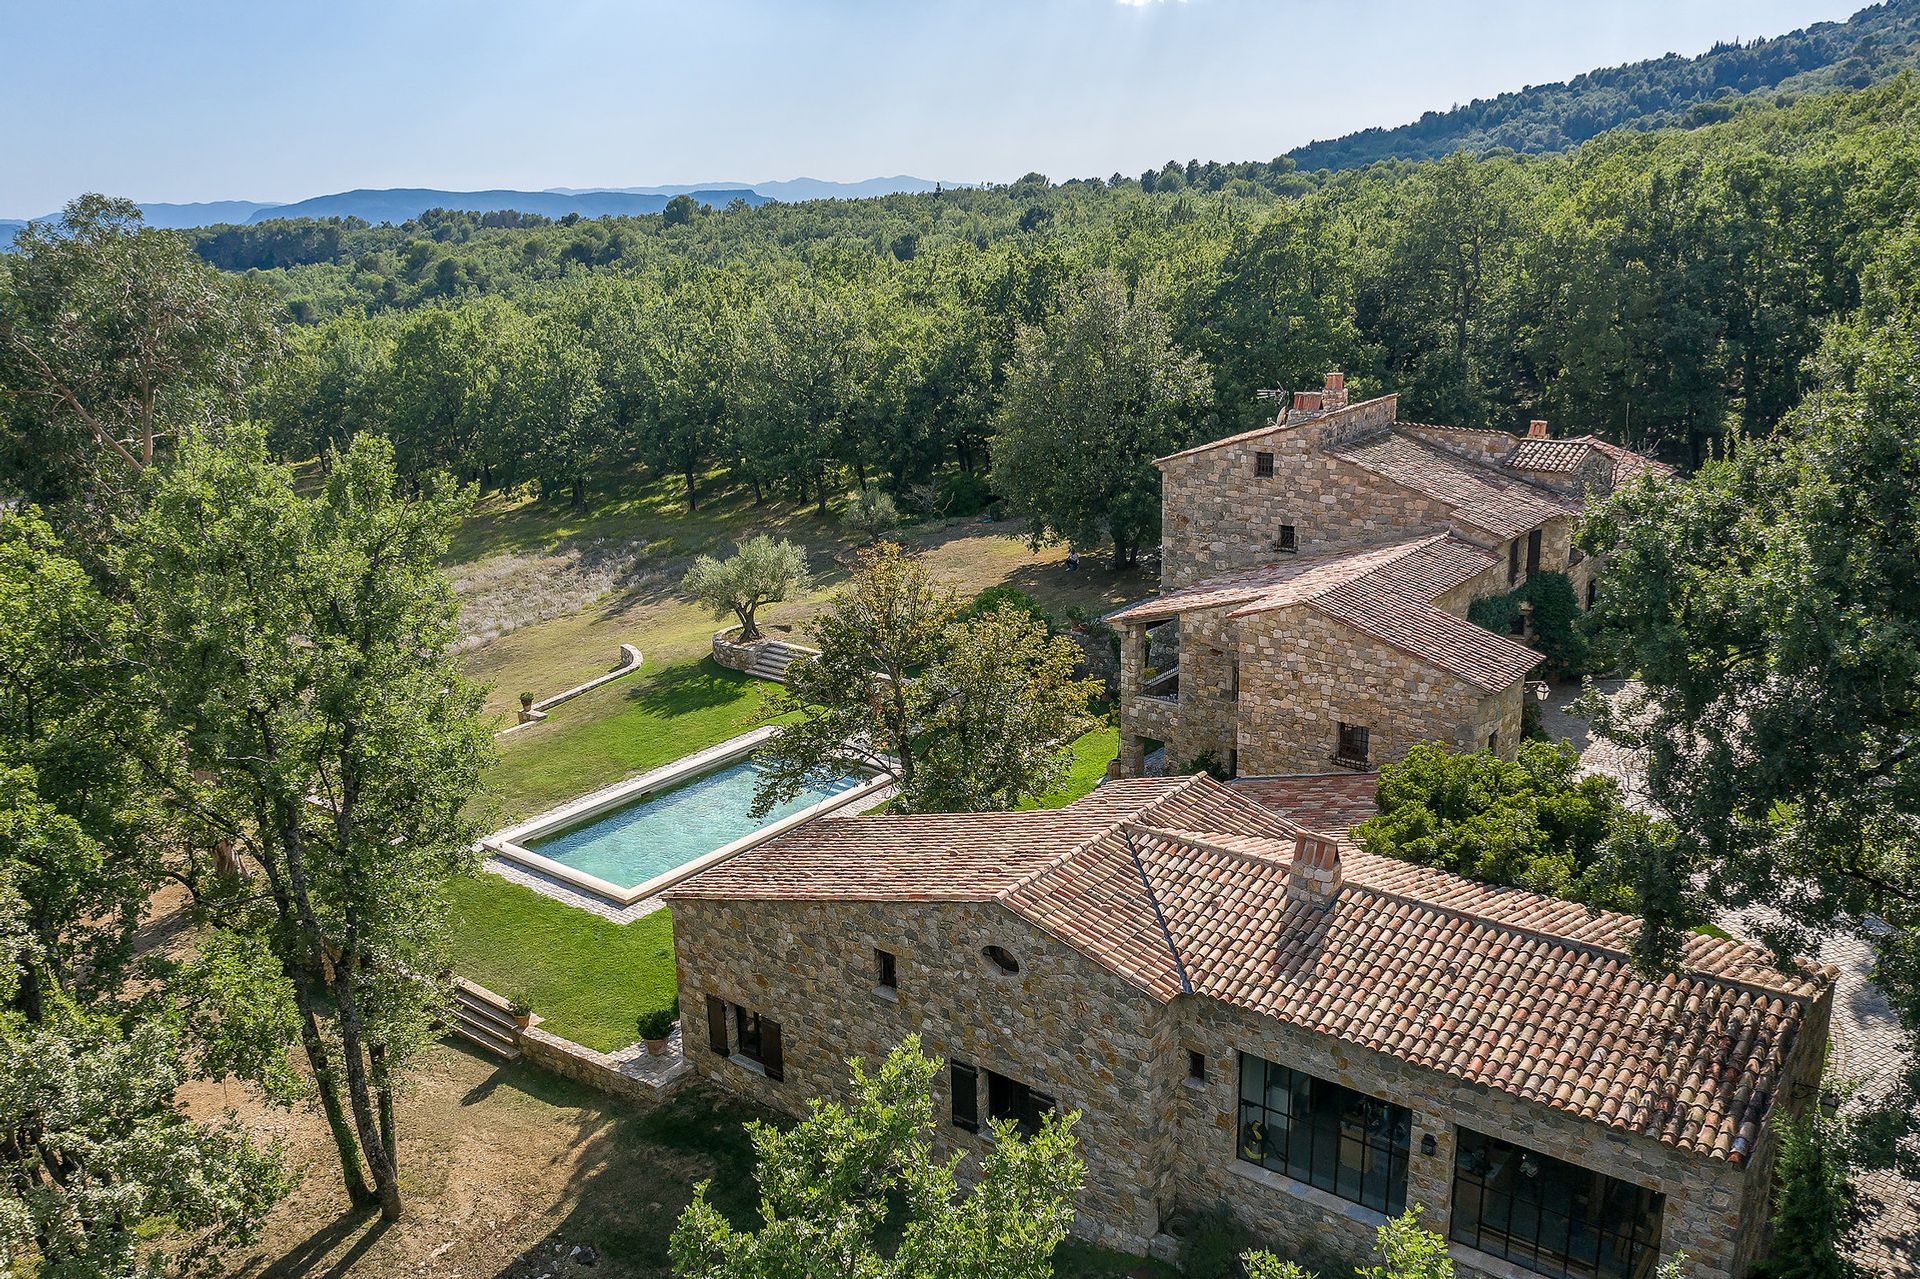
1545, 682, 1917, 1277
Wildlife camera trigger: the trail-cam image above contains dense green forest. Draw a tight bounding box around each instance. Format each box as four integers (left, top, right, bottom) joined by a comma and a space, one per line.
1286, 0, 1920, 171
164, 74, 1917, 527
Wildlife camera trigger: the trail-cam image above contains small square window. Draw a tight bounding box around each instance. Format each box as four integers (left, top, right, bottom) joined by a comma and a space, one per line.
874, 948, 897, 990
1254, 451, 1274, 477
1336, 722, 1370, 768
1188, 1050, 1206, 1082
1276, 523, 1297, 553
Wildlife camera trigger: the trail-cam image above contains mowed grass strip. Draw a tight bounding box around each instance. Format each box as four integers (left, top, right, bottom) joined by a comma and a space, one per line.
446, 873, 677, 1052
489, 656, 790, 822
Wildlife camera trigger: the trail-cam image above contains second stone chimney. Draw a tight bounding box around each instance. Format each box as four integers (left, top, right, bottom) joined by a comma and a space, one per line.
1287, 831, 1343, 908
1323, 372, 1349, 411
1528, 418, 1550, 439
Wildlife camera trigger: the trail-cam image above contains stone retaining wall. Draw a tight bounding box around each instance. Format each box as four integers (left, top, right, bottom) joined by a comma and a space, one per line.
711, 626, 764, 673
518, 1025, 688, 1102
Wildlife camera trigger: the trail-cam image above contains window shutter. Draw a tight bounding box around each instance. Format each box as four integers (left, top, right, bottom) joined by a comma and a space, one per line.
951, 1061, 979, 1131
760, 1017, 784, 1081
1527, 528, 1542, 574
705, 994, 729, 1057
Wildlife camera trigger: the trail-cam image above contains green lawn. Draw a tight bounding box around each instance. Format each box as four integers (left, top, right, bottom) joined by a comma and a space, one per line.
490, 656, 789, 822
1023, 721, 1120, 810
447, 873, 678, 1052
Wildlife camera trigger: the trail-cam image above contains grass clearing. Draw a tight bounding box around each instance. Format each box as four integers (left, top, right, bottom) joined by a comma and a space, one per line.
446, 874, 677, 1052
489, 657, 789, 822
1024, 721, 1121, 810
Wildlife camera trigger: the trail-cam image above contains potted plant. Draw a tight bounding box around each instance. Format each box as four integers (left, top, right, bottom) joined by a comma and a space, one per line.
507, 997, 534, 1031
519, 690, 535, 712
637, 999, 679, 1055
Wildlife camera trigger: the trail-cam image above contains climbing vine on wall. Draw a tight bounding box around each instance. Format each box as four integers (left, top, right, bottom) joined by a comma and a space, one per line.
1467, 571, 1591, 679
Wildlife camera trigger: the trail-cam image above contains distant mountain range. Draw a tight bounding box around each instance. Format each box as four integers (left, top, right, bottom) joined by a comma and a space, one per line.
0, 176, 957, 246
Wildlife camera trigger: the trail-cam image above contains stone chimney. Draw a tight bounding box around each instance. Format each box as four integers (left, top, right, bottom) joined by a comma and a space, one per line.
1528, 419, 1550, 439
1287, 831, 1343, 907
1323, 372, 1348, 411
1292, 390, 1324, 413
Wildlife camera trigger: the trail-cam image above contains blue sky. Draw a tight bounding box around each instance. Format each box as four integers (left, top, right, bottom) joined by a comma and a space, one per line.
0, 0, 1866, 218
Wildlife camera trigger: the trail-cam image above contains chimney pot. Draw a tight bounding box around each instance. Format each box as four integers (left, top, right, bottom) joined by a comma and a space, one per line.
1528, 419, 1550, 439
1287, 831, 1343, 907
1292, 391, 1324, 413
1322, 372, 1349, 411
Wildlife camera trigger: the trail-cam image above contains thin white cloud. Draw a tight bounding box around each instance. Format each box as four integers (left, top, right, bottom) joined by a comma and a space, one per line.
1114, 0, 1190, 7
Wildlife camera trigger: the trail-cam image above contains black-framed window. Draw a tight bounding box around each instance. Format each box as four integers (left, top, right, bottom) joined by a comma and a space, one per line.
1188, 1050, 1207, 1082
708, 1000, 782, 1080
986, 1069, 1056, 1137
950, 1060, 1054, 1138
1255, 451, 1275, 477
1277, 522, 1297, 553
874, 947, 897, 990
1450, 1128, 1664, 1279
1336, 722, 1370, 768
1237, 1054, 1409, 1216
1527, 528, 1543, 575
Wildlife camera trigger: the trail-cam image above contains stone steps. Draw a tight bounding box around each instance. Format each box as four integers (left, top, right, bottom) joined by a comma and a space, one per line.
447, 979, 523, 1060
746, 640, 816, 683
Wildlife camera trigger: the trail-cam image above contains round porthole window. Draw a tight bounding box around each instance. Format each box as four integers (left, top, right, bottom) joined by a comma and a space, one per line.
982, 945, 1020, 976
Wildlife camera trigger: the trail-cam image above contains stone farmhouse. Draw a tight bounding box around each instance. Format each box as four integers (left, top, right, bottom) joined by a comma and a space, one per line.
667, 772, 1831, 1279
1111, 375, 1667, 778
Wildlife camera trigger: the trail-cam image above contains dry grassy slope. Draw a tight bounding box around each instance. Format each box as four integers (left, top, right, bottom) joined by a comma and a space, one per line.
450, 473, 1153, 721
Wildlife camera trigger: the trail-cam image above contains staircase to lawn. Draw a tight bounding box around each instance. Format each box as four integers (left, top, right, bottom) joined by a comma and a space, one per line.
745, 639, 816, 683
448, 977, 524, 1060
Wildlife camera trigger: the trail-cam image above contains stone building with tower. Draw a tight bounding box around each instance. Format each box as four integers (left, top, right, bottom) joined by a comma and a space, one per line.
1109, 375, 1667, 779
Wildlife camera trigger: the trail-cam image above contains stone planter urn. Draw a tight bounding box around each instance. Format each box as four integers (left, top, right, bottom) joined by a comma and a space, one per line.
644, 1035, 671, 1056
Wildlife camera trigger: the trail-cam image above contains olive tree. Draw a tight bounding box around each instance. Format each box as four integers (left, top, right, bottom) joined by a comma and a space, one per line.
681, 534, 810, 642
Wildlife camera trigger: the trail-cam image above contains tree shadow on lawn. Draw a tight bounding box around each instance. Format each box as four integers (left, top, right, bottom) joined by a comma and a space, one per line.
625, 659, 770, 718
486, 1081, 774, 1279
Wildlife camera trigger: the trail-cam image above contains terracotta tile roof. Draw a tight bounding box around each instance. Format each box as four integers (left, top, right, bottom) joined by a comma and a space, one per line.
1503, 438, 1598, 473
1102, 537, 1447, 626
1101, 824, 1823, 1162
666, 775, 1218, 901
1105, 536, 1531, 692
675, 773, 1826, 1163
1330, 430, 1578, 539
1585, 437, 1673, 486
1313, 579, 1541, 692
1231, 772, 1380, 832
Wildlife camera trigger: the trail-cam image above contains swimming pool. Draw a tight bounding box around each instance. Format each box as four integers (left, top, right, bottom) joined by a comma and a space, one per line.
484, 728, 889, 905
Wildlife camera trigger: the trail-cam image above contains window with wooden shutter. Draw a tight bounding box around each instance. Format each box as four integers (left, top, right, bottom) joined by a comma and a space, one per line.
951, 1061, 979, 1132
705, 994, 729, 1057
759, 1018, 784, 1081
1526, 528, 1542, 575
1508, 538, 1521, 583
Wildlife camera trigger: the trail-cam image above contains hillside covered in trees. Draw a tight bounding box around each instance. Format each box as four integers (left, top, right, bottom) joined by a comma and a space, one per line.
1284, 0, 1920, 170
113, 73, 1907, 527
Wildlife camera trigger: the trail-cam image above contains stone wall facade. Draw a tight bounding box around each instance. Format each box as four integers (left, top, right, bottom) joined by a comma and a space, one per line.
1159, 401, 1460, 589
672, 893, 1830, 1278
1233, 606, 1522, 775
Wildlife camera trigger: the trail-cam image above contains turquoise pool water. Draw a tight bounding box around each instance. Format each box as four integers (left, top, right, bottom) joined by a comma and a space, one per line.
525, 757, 867, 891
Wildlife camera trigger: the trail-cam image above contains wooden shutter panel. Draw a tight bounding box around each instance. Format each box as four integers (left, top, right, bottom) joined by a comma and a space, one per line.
705, 994, 729, 1057
950, 1061, 979, 1131
760, 1017, 784, 1081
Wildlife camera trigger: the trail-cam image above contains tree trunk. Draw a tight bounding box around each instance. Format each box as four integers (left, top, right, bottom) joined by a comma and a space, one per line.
815, 471, 830, 516
287, 968, 378, 1209
684, 468, 699, 512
